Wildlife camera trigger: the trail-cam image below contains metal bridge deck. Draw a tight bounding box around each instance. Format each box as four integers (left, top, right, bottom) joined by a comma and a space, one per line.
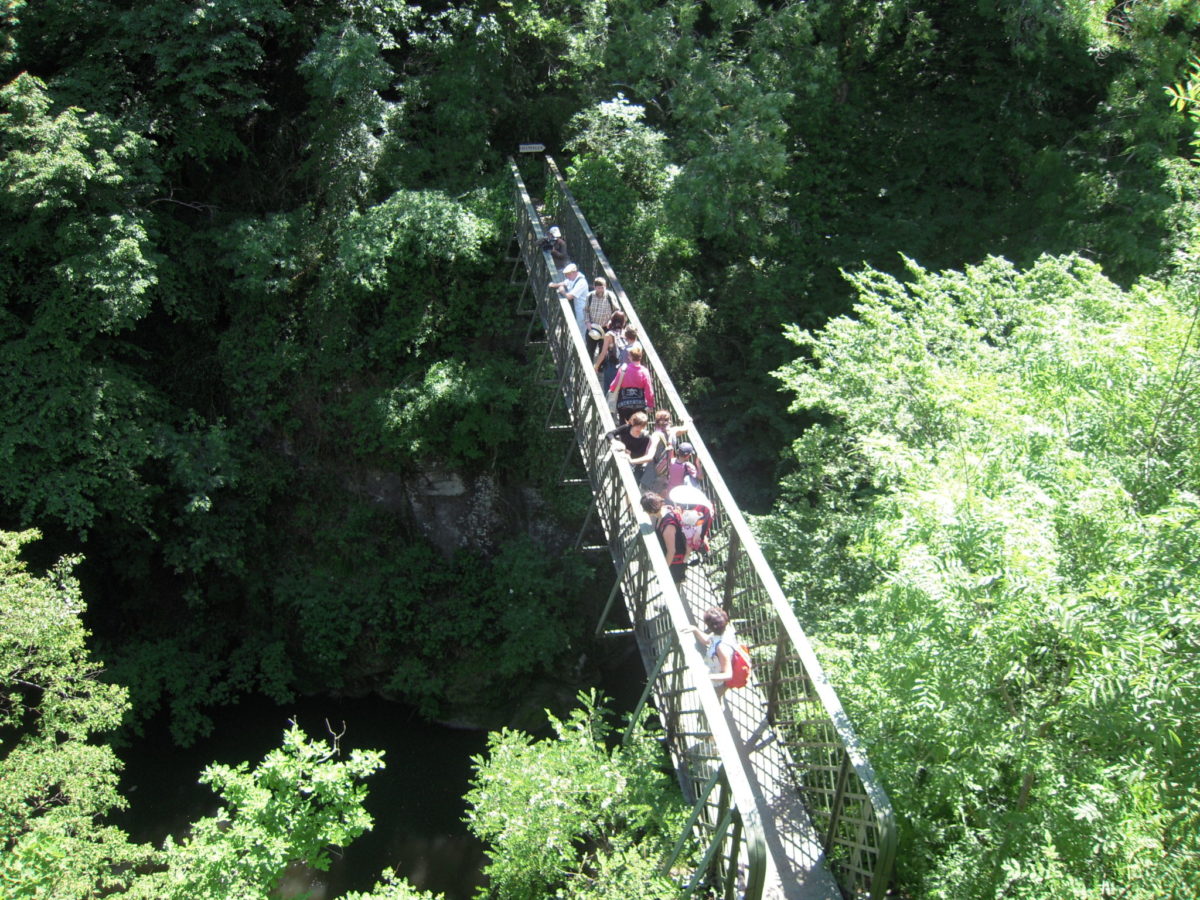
678, 567, 839, 899
510, 156, 896, 900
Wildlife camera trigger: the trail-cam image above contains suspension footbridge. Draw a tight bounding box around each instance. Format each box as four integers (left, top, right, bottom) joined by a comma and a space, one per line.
508, 157, 896, 900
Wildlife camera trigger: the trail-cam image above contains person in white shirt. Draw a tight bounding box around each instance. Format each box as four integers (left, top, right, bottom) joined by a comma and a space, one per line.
549, 262, 588, 337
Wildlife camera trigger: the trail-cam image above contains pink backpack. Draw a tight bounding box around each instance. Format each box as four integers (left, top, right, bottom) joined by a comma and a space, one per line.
668, 485, 712, 553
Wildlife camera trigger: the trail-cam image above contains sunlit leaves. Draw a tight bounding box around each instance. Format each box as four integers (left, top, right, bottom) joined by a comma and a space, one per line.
766, 254, 1200, 897
0, 531, 151, 899
298, 2, 412, 210
0, 534, 404, 899
340, 869, 444, 900
1, 74, 158, 332
0, 74, 150, 213
113, 0, 292, 161
494, 0, 608, 88
130, 725, 384, 900
1167, 54, 1200, 155
337, 190, 489, 292
565, 95, 672, 197
50, 214, 156, 331
465, 692, 690, 900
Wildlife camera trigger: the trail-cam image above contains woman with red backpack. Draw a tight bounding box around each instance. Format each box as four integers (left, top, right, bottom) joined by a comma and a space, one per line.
684, 607, 751, 695
684, 607, 752, 695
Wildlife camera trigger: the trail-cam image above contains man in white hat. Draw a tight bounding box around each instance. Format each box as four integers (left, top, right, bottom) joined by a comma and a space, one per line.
549, 261, 589, 337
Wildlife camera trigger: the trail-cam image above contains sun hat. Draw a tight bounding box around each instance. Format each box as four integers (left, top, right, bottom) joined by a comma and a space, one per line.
668, 485, 707, 508
563, 262, 578, 274
587, 324, 604, 341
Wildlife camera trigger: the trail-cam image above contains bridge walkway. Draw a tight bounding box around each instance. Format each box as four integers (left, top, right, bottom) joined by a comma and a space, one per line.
508, 156, 896, 900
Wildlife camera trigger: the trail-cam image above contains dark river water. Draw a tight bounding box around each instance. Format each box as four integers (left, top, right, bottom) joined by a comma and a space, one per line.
112, 694, 491, 899
110, 640, 644, 899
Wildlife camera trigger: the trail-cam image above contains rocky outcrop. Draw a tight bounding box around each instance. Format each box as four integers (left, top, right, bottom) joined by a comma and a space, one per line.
391, 465, 572, 559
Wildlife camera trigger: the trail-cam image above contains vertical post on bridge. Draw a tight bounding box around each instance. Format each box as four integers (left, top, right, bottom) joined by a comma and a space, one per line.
544, 337, 573, 431
723, 813, 744, 900
660, 764, 723, 878
509, 252, 526, 289
720, 528, 741, 614
572, 503, 596, 553
557, 438, 580, 484
766, 628, 789, 725
523, 307, 541, 344
622, 639, 673, 746
595, 534, 640, 638
515, 274, 534, 315
687, 797, 734, 897
822, 751, 854, 858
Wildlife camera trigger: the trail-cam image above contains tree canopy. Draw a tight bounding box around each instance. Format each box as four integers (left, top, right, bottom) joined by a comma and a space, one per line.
0, 530, 403, 900
2, 0, 1200, 896
764, 255, 1200, 897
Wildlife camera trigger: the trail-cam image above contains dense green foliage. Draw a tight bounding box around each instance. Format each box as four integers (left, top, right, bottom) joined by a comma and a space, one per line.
555, 0, 1200, 505
1, 545, 685, 899
0, 530, 150, 898
4, 0, 1200, 896
765, 255, 1200, 897
465, 692, 692, 900
0, 531, 417, 900
1, 0, 592, 743
129, 724, 384, 899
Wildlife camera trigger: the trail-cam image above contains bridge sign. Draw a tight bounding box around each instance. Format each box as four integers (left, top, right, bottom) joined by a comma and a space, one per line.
518, 143, 546, 154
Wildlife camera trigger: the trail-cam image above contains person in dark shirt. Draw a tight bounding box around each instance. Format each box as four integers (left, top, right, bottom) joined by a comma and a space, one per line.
593, 310, 627, 390
544, 225, 569, 277
606, 411, 654, 481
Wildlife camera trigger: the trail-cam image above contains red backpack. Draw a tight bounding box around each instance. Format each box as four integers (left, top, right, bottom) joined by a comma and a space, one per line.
725, 639, 752, 689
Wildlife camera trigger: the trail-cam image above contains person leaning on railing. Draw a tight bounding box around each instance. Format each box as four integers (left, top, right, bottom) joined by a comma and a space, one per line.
549, 262, 589, 336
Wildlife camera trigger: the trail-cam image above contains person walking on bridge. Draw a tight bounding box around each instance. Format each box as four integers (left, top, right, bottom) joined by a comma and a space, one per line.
641, 491, 687, 587
685, 607, 736, 694
584, 276, 615, 360
609, 345, 654, 423
607, 411, 655, 483
640, 410, 690, 494
593, 310, 627, 390
667, 441, 701, 490
617, 324, 641, 366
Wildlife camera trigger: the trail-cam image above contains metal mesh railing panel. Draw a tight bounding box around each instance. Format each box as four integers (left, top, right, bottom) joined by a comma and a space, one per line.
539, 156, 897, 900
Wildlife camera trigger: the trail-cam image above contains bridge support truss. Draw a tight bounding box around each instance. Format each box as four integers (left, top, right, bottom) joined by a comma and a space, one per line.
509, 157, 896, 900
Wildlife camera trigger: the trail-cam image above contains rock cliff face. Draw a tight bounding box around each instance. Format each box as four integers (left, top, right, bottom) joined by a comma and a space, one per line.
405, 468, 502, 557
391, 465, 571, 560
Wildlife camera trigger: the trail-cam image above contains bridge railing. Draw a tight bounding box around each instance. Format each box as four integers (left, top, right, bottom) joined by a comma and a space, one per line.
510, 160, 767, 900
541, 157, 897, 900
